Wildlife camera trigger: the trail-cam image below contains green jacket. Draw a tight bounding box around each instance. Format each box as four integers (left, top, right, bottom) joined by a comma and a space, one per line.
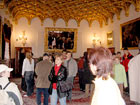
113, 63, 128, 88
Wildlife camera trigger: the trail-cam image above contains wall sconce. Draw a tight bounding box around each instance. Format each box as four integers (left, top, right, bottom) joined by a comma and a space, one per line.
93, 33, 101, 47
16, 31, 27, 47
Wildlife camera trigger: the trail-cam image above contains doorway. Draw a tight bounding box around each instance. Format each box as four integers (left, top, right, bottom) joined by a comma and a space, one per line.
15, 47, 32, 77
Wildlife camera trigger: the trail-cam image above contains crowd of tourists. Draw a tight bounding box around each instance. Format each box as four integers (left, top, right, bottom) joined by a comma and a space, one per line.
0, 46, 140, 105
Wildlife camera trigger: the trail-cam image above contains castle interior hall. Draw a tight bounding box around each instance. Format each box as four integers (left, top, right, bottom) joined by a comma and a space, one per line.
0, 0, 140, 105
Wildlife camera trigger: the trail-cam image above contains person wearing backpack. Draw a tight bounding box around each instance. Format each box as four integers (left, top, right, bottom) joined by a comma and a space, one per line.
0, 64, 23, 105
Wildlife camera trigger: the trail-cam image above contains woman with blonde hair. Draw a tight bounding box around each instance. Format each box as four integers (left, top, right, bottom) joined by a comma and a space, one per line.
22, 52, 34, 97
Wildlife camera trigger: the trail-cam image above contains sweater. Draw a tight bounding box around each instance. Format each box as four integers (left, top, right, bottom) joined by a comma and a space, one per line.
63, 58, 78, 77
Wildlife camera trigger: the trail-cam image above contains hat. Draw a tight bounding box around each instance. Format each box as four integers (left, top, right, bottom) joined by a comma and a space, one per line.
0, 64, 13, 73
43, 53, 49, 57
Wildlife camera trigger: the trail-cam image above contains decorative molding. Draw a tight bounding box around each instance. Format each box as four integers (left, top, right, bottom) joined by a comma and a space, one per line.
3, 0, 140, 27
135, 0, 140, 12
0, 0, 4, 9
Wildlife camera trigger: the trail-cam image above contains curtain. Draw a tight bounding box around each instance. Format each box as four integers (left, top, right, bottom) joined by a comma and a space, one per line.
4, 41, 10, 59
2, 23, 11, 60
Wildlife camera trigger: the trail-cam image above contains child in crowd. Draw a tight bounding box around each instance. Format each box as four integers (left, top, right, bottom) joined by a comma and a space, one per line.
113, 57, 128, 96
112, 53, 116, 60
116, 51, 122, 63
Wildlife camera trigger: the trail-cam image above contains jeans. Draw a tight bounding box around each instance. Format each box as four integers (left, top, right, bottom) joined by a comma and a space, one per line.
51, 89, 66, 105
36, 88, 49, 105
25, 71, 34, 96
21, 77, 27, 92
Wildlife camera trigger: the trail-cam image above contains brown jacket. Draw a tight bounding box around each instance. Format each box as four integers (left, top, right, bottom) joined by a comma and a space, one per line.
35, 59, 53, 88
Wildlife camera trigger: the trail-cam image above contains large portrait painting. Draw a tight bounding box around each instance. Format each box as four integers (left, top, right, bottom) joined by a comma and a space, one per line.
120, 17, 140, 49
44, 27, 77, 52
0, 16, 2, 59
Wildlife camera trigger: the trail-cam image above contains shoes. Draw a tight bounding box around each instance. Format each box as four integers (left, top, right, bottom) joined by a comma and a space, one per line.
67, 100, 72, 103
84, 94, 90, 98
22, 91, 26, 93
82, 90, 85, 92
80, 89, 85, 92
124, 91, 129, 96
23, 95, 28, 97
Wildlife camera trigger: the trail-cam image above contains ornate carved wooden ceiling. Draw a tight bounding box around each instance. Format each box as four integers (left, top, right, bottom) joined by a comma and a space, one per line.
0, 0, 4, 9
3, 0, 140, 27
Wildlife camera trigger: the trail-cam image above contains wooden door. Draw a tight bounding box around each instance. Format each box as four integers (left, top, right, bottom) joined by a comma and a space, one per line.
15, 47, 32, 77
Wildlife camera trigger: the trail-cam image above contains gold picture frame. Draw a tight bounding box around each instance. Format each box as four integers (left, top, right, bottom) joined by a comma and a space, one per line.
120, 17, 140, 50
44, 27, 77, 52
107, 31, 113, 47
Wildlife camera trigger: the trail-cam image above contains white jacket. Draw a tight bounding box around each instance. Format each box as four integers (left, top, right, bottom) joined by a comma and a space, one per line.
0, 77, 23, 105
128, 54, 140, 103
91, 76, 125, 105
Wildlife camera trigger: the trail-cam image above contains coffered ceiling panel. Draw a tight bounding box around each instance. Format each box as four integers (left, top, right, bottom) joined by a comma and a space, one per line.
3, 0, 140, 27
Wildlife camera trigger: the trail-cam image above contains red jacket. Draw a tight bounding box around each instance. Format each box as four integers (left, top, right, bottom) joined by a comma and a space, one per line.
122, 53, 133, 72
78, 57, 84, 69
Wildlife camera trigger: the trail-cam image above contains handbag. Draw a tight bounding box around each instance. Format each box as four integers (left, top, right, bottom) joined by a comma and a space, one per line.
59, 80, 73, 93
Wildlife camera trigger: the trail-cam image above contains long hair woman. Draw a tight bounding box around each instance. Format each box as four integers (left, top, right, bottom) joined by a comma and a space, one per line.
22, 52, 34, 97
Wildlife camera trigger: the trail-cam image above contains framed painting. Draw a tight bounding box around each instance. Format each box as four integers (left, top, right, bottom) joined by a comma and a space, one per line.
120, 17, 140, 50
44, 27, 78, 52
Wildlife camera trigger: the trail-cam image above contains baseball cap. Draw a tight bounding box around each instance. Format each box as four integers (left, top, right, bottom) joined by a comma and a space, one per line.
0, 64, 13, 73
